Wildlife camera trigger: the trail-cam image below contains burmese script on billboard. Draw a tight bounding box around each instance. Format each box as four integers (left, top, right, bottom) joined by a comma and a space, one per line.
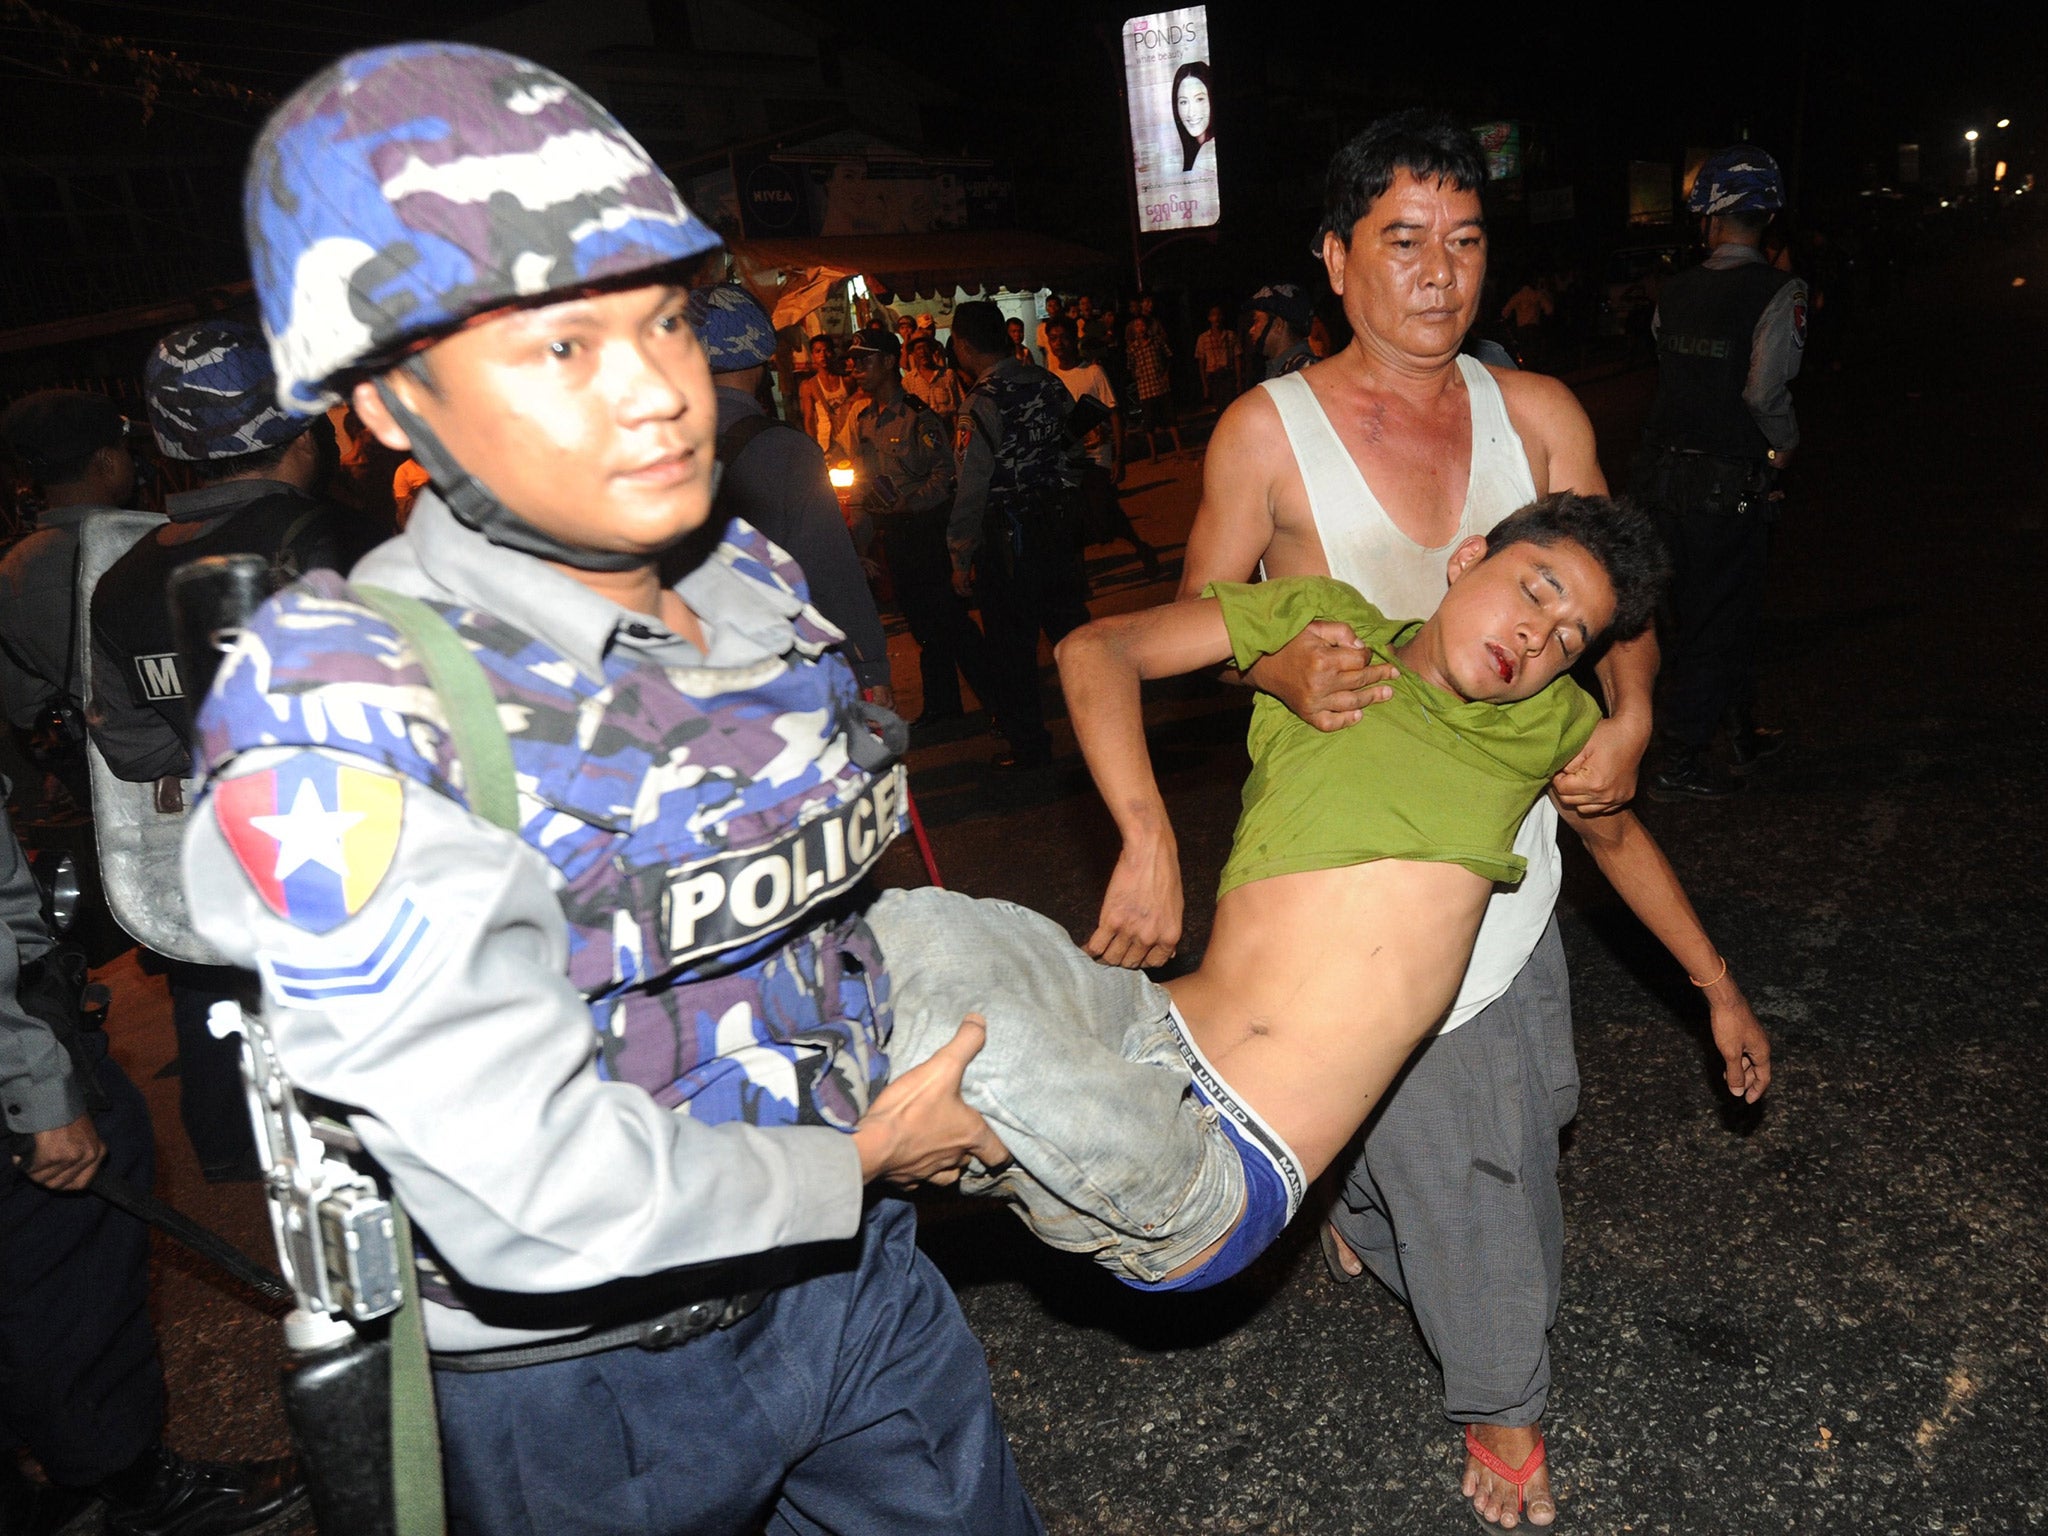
1123, 8, 1219, 234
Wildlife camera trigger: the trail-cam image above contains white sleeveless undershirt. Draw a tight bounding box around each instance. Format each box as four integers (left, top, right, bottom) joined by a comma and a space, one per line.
1260, 357, 1558, 1033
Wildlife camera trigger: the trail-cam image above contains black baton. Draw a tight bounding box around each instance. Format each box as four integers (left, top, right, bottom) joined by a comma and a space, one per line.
86, 1164, 294, 1307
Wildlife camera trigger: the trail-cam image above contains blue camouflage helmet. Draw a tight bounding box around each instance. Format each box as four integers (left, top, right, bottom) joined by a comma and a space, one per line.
687, 284, 779, 370
1686, 145, 1785, 217
246, 42, 723, 415
145, 318, 307, 461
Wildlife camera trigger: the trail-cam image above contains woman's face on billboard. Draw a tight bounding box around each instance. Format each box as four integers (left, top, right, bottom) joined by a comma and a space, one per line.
1176, 77, 1211, 140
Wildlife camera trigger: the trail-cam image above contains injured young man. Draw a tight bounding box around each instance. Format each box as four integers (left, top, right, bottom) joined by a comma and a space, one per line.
869, 492, 1771, 1291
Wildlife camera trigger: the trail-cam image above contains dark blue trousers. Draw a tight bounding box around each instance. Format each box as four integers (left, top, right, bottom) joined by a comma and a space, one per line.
0, 1036, 165, 1485
167, 961, 255, 1175
436, 1196, 1042, 1536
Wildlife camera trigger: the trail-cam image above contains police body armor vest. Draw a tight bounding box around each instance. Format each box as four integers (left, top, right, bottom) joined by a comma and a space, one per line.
968, 363, 1076, 523
195, 522, 906, 1144
1645, 261, 1798, 461
95, 486, 342, 746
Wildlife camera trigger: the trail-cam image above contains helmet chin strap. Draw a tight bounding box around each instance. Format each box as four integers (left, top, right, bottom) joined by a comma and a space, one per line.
374, 379, 650, 574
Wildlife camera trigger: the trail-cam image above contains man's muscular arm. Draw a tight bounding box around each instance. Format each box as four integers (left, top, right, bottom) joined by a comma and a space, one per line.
1177, 396, 1279, 600
1178, 395, 1398, 728
1494, 367, 1607, 500
1553, 795, 1771, 1103
1553, 629, 1657, 812
1054, 599, 1240, 968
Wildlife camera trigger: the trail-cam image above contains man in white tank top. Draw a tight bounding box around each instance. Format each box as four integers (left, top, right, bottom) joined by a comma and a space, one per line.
1181, 113, 1659, 1529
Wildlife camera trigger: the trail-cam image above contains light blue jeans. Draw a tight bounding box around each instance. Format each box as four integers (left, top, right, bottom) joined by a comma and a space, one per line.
870, 886, 1247, 1284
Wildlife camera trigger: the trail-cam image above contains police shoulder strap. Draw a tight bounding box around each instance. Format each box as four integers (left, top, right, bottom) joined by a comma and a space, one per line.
715, 411, 792, 475
332, 584, 524, 1536
354, 586, 519, 835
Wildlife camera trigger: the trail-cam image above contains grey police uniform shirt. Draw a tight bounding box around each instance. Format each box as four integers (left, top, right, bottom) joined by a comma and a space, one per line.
852, 390, 957, 520
182, 495, 866, 1351
0, 801, 75, 1137
712, 386, 891, 694
0, 503, 103, 729
1652, 242, 1807, 452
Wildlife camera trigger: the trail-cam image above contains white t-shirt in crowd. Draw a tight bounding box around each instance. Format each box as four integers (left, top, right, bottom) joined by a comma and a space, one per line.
1051, 361, 1120, 470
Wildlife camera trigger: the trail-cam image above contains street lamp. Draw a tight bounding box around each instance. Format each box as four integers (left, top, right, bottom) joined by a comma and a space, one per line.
1998, 118, 2011, 129
1966, 128, 1981, 185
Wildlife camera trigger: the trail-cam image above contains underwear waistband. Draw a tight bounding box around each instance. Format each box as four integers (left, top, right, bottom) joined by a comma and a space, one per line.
1168, 1003, 1306, 1222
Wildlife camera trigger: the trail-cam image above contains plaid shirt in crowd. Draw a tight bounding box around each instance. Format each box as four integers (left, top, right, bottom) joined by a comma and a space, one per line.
1128, 326, 1171, 401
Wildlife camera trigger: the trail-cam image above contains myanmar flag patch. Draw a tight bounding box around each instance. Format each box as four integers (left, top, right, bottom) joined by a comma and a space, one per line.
215, 758, 404, 933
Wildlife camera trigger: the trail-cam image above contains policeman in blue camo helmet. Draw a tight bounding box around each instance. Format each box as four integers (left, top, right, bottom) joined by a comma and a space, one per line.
1634, 142, 1806, 802
246, 41, 725, 570
93, 317, 355, 1205
691, 281, 897, 703
1685, 144, 1786, 219
190, 41, 1039, 1535
686, 281, 780, 369
144, 319, 306, 463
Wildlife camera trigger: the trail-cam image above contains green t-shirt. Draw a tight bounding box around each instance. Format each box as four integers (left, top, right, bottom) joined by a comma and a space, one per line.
1207, 577, 1603, 895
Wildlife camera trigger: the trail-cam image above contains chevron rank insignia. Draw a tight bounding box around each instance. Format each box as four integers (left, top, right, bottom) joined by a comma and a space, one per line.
256, 890, 439, 1013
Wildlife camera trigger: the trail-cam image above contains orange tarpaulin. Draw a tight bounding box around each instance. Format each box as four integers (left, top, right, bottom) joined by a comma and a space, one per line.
730, 230, 1114, 327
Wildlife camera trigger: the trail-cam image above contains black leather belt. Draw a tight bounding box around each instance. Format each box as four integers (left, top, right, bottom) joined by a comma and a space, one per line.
431, 1289, 767, 1374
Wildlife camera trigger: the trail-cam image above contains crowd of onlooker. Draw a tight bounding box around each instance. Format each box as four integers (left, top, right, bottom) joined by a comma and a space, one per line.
780, 287, 1280, 467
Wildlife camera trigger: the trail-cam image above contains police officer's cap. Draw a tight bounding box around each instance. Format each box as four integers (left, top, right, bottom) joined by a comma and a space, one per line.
1247, 284, 1315, 329
846, 327, 901, 360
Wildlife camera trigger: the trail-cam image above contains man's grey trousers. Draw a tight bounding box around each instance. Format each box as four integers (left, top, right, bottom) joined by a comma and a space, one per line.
1328, 917, 1578, 1427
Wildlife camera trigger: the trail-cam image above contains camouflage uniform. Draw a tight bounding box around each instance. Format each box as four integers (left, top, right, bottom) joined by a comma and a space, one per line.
949, 358, 1089, 759
853, 392, 995, 720
199, 43, 1043, 1534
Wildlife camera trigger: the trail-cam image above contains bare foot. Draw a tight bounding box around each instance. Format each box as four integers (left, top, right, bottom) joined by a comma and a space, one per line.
1464, 1422, 1555, 1528
1321, 1220, 1364, 1278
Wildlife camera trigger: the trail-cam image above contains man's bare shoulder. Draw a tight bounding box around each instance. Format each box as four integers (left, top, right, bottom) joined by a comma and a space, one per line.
1208, 378, 1286, 459
1487, 364, 1592, 442
1487, 365, 1602, 494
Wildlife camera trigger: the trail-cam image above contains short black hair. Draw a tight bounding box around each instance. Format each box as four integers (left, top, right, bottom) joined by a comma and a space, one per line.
1319, 109, 1488, 246
1716, 208, 1771, 238
948, 300, 1010, 357
1043, 315, 1074, 341
31, 447, 106, 489
1482, 492, 1670, 643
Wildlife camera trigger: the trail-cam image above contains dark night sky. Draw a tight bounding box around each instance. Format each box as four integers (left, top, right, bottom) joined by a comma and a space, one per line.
6, 0, 2047, 300
13, 0, 2046, 162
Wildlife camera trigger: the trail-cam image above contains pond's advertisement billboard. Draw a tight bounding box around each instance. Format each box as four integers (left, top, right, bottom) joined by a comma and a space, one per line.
1123, 8, 1219, 234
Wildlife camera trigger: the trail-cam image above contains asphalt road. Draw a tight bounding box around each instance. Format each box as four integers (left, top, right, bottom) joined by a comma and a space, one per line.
56, 229, 2048, 1535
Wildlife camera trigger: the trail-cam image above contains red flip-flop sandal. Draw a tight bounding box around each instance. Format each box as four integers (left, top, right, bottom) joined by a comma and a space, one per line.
1464, 1424, 1548, 1527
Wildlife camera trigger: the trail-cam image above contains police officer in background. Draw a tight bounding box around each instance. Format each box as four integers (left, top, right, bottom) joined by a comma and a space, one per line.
689, 284, 895, 707
92, 319, 354, 784
847, 325, 999, 735
0, 796, 303, 1535
1634, 145, 1805, 802
185, 44, 1036, 1535
1245, 283, 1318, 380
89, 319, 353, 1183
0, 391, 136, 811
945, 300, 1089, 770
